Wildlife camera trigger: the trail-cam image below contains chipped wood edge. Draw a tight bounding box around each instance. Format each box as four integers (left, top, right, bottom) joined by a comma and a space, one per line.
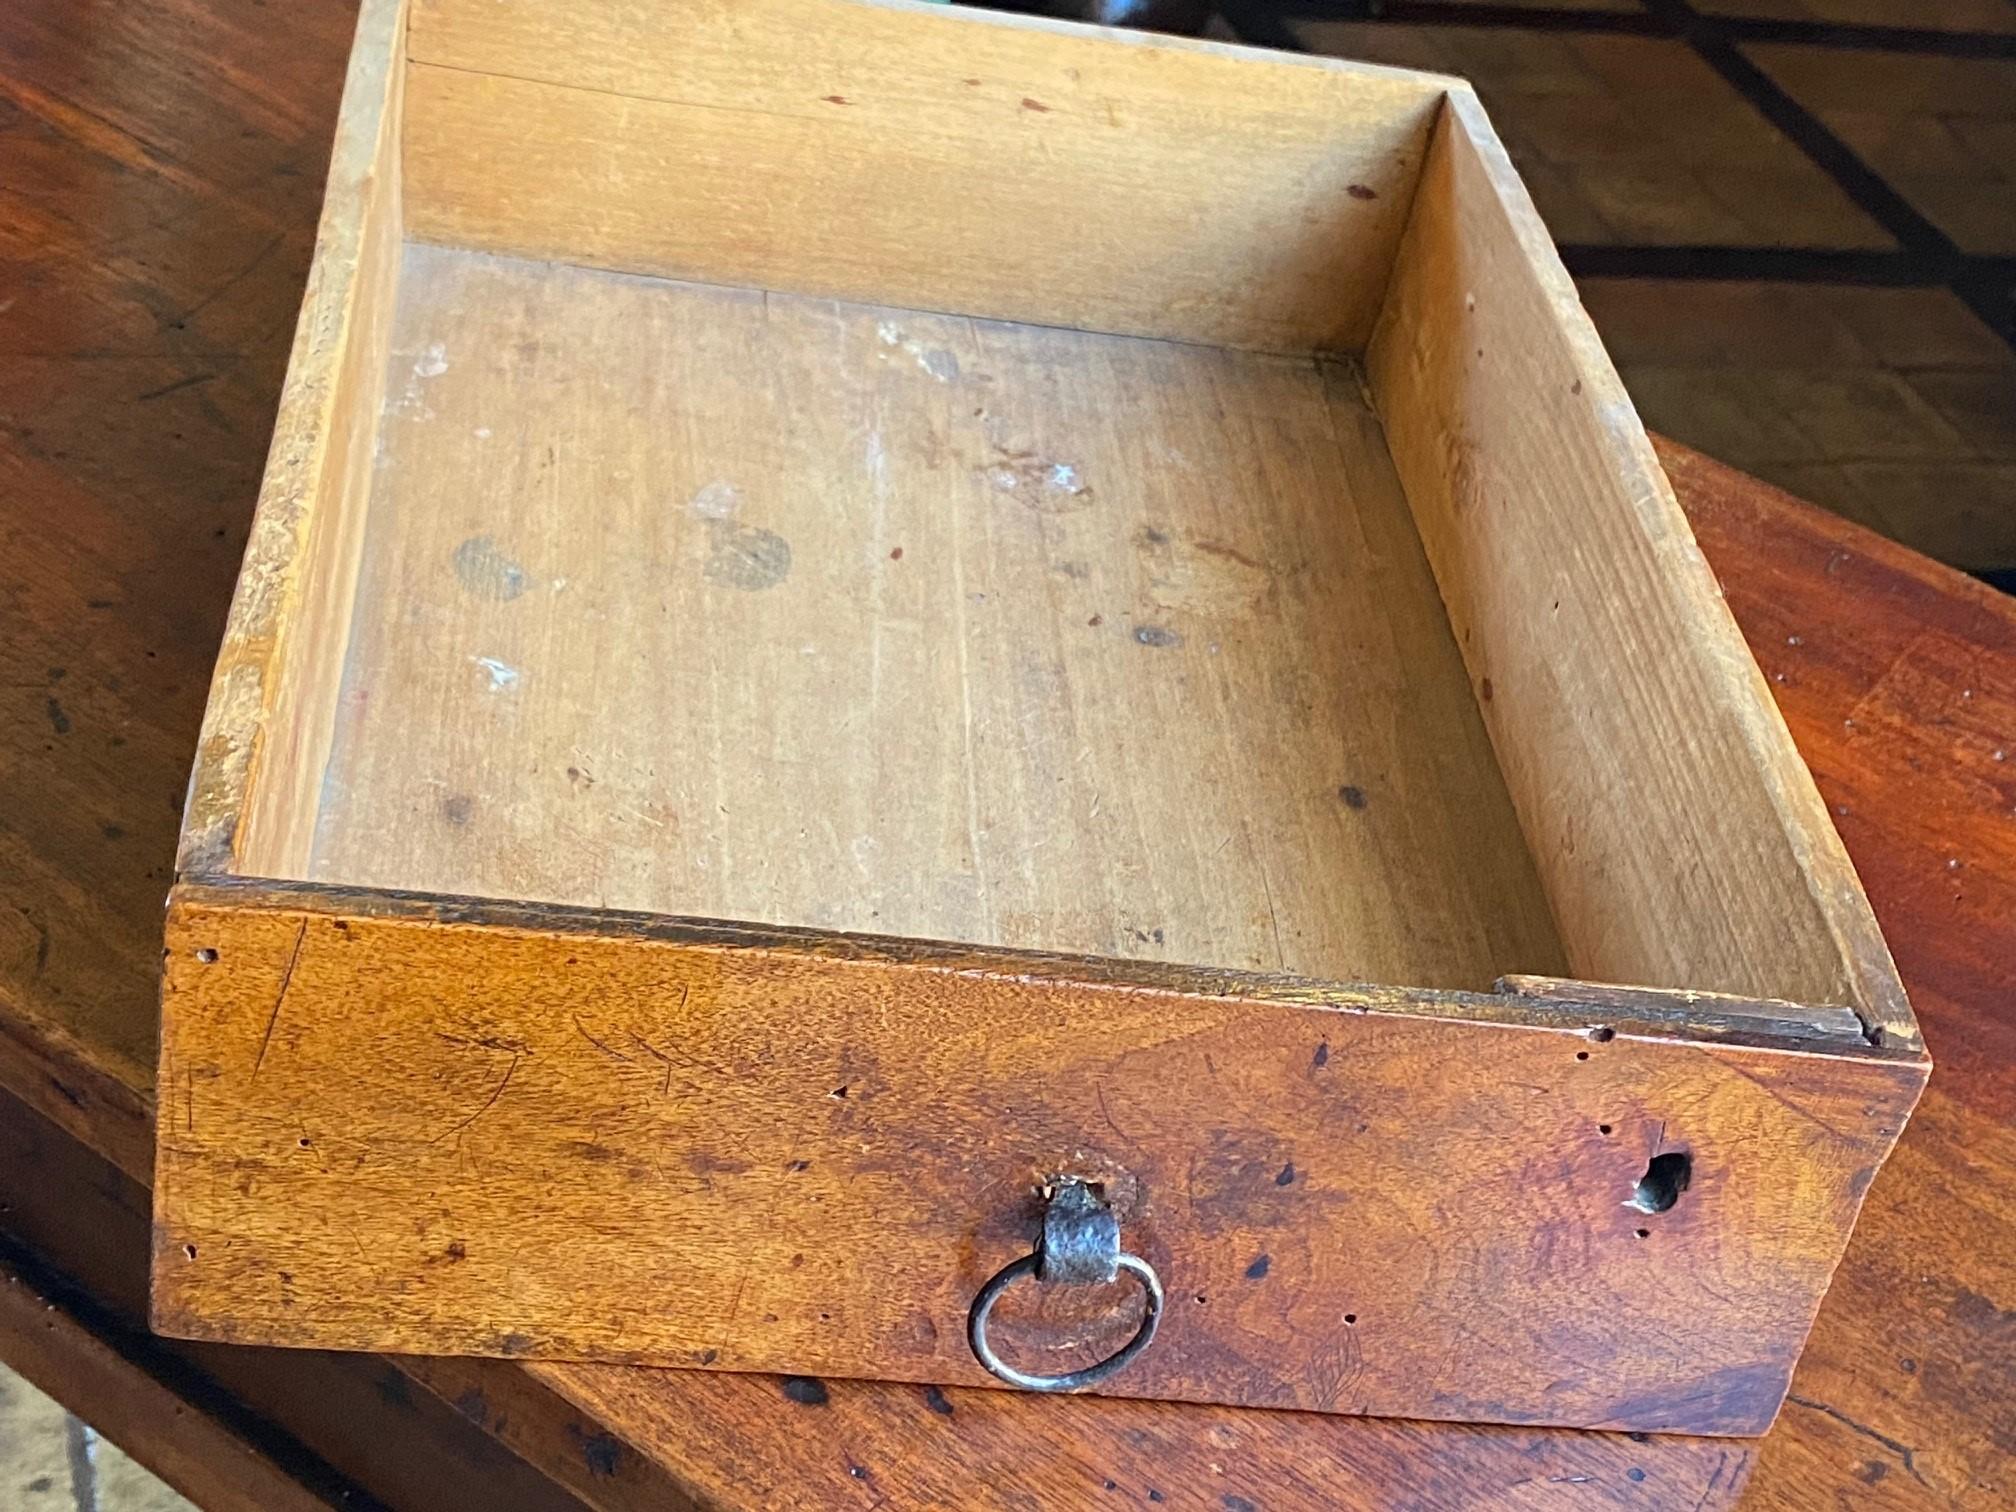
177, 0, 407, 878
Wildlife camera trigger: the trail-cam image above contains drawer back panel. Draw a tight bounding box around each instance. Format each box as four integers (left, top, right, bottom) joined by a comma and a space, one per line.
401, 0, 1446, 354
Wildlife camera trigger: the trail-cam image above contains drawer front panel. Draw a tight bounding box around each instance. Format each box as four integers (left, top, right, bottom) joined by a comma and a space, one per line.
152, 885, 1922, 1433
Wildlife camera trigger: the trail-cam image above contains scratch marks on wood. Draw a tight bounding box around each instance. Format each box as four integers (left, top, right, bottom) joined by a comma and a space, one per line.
252, 920, 307, 1079
134, 371, 218, 403
1095, 1083, 1133, 1144
170, 229, 285, 328
627, 1031, 676, 1097
1683, 1447, 1752, 1512
1785, 1395, 1927, 1487
26, 910, 51, 977
573, 1016, 633, 1065
1717, 1057, 1863, 1143
429, 1047, 524, 1146
1256, 857, 1287, 972
714, 1270, 752, 1367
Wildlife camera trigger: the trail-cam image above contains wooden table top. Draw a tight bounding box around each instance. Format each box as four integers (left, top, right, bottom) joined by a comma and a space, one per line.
2, 2, 2012, 1507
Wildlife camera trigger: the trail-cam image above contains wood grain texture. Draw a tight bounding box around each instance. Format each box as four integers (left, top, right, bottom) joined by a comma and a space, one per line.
152, 878, 1919, 1432
399, 0, 1444, 352
0, 1255, 338, 1512
6, 0, 2010, 1501
179, 0, 404, 879
1670, 444, 2016, 1510
1365, 93, 1919, 1049
307, 244, 1562, 992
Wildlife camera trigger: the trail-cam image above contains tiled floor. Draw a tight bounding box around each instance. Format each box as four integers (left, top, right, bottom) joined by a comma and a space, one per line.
1751, 45, 2016, 253
0, 1363, 194, 1512
1238, 0, 2016, 575
1293, 21, 1894, 247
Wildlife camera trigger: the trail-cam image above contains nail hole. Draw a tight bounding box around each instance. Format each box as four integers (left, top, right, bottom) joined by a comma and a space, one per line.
1575, 1050, 1590, 1061
1343, 1313, 1357, 1325
829, 1085, 848, 1099
1194, 1294, 1208, 1305
182, 1244, 198, 1260
297, 1137, 312, 1148
1599, 1124, 1614, 1136
1635, 1228, 1651, 1239
194, 947, 219, 964
1630, 1151, 1692, 1215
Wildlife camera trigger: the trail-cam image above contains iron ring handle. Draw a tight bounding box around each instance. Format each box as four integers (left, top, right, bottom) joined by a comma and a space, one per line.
967, 1250, 1164, 1392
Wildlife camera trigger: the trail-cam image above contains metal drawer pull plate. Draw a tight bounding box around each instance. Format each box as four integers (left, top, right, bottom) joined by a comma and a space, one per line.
967, 1177, 1164, 1392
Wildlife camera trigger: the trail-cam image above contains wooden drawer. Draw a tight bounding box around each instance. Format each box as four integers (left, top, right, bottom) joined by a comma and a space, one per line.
152, 0, 1927, 1434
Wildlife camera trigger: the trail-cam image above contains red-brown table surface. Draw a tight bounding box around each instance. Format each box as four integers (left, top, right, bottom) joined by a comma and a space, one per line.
2, 2, 2012, 1507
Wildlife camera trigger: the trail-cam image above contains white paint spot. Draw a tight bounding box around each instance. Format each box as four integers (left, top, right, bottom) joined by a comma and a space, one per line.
551, 576, 570, 593
474, 426, 493, 439
988, 467, 1019, 491
875, 320, 958, 381
689, 480, 740, 519
389, 343, 448, 420
1047, 463, 1085, 494
472, 655, 520, 691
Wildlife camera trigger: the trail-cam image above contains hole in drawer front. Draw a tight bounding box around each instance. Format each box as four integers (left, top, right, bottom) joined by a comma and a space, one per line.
1630, 1152, 1692, 1215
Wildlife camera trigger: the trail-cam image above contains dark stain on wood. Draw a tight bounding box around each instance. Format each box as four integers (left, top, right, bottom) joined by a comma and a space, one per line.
450, 534, 529, 601
569, 1424, 625, 1478
781, 1376, 830, 1406
921, 1384, 954, 1416
1337, 784, 1367, 809
1347, 183, 1378, 200
373, 1365, 414, 1409
1245, 1253, 1271, 1279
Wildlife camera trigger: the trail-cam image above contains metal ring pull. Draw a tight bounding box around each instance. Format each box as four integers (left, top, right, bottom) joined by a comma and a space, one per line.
967, 1178, 1164, 1392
